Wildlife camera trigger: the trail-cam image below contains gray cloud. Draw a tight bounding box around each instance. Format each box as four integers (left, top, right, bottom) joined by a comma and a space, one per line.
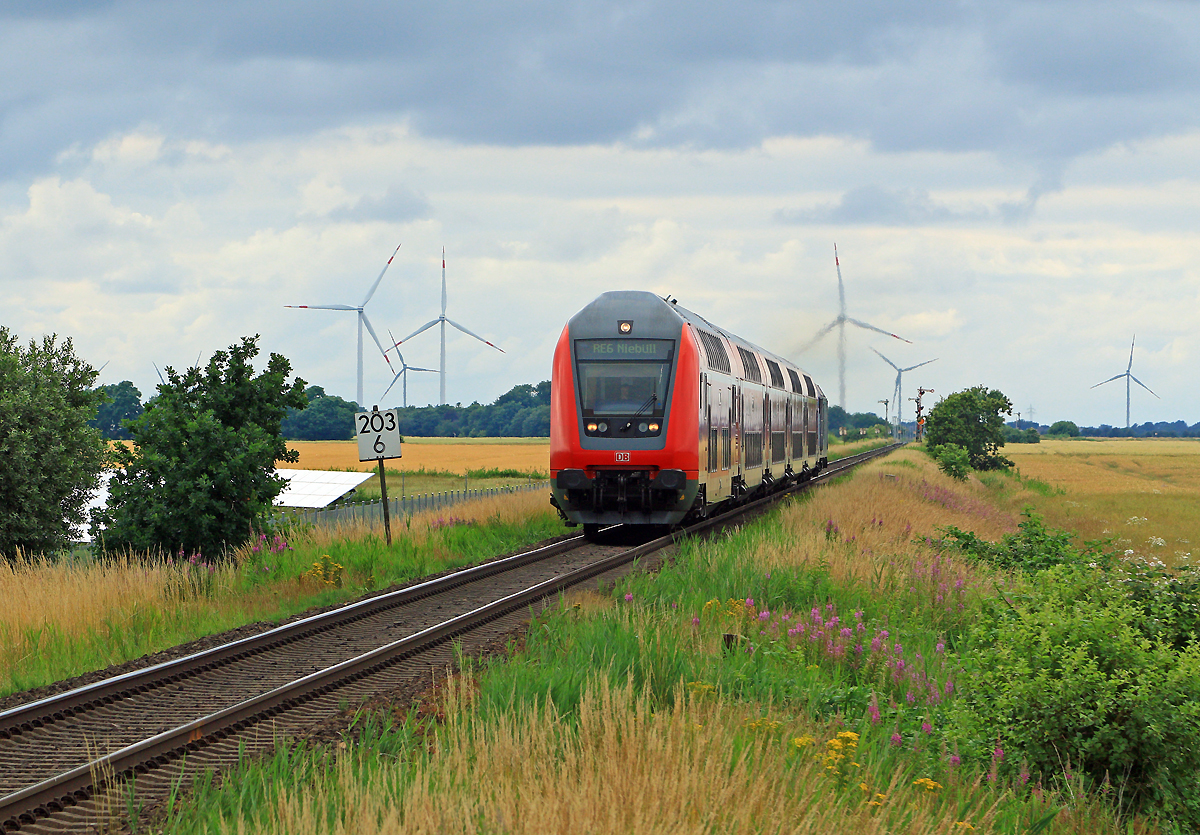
5, 0, 1200, 179
778, 185, 991, 226
328, 186, 429, 224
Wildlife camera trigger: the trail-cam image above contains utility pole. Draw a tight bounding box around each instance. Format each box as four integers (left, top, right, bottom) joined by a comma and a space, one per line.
878, 399, 893, 441
913, 387, 934, 441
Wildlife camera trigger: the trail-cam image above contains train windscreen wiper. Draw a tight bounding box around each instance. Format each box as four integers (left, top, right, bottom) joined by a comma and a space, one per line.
620, 394, 658, 432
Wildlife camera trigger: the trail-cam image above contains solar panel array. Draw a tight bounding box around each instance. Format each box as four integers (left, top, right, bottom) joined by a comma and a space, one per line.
274, 469, 374, 508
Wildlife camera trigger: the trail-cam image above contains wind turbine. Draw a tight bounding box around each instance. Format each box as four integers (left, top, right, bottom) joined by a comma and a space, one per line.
285, 243, 401, 407
797, 244, 911, 410
381, 333, 438, 408
1091, 336, 1158, 429
871, 348, 936, 429
393, 248, 505, 405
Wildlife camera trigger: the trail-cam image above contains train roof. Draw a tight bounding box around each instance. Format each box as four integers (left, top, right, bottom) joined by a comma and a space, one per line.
571, 291, 825, 399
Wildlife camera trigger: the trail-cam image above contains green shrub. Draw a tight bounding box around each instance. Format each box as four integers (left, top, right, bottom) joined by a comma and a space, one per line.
936, 509, 1112, 573
931, 443, 971, 481
950, 566, 1200, 826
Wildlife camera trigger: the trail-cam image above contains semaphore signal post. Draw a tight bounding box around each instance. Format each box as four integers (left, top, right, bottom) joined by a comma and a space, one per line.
355, 406, 403, 545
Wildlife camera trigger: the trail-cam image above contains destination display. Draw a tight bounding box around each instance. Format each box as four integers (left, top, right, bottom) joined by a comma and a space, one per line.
575, 339, 674, 360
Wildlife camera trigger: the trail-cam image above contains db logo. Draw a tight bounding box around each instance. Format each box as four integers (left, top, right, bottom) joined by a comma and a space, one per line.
614, 452, 631, 462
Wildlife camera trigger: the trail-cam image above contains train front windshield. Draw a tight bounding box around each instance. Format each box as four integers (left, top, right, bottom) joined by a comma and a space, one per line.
575, 339, 674, 416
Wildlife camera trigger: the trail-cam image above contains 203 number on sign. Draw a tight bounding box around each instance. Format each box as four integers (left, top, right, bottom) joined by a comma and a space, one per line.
355, 408, 403, 462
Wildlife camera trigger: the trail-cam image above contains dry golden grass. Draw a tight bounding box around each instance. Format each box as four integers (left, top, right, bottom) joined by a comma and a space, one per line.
286, 439, 550, 475
761, 449, 1023, 594
232, 674, 1016, 835
0, 554, 309, 682
1005, 438, 1200, 567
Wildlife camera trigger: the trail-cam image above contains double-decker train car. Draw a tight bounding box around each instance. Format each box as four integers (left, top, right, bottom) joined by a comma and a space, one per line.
550, 290, 828, 538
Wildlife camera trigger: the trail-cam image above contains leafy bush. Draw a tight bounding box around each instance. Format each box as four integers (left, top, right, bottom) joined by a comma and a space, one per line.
930, 443, 971, 481
1104, 560, 1200, 651
924, 385, 1014, 470
951, 566, 1200, 827
936, 509, 1112, 573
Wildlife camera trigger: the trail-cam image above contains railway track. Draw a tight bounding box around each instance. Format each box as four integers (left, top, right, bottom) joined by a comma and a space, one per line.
0, 442, 899, 833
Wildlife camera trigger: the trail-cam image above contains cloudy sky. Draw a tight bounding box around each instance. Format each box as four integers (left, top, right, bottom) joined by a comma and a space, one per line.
3, 0, 1199, 428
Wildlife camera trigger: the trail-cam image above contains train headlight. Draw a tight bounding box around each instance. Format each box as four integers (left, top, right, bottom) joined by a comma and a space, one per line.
648, 422, 660, 432
586, 422, 598, 432
618, 320, 632, 334
639, 422, 648, 433
598, 422, 608, 433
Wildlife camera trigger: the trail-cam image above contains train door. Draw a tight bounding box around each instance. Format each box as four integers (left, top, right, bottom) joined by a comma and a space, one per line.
785, 399, 793, 465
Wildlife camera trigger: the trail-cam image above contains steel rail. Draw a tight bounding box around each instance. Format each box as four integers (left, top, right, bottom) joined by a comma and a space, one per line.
0, 441, 899, 831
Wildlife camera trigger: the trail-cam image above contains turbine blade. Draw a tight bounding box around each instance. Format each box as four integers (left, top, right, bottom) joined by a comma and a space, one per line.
1127, 336, 1136, 372
359, 313, 394, 370
870, 347, 899, 371
1129, 375, 1159, 398
1090, 374, 1125, 389
446, 318, 505, 352
380, 370, 404, 401
153, 363, 165, 385
846, 317, 911, 343
796, 319, 840, 353
409, 366, 438, 373
361, 243, 402, 307
396, 319, 441, 344
901, 358, 938, 372
285, 304, 358, 311
441, 247, 448, 317
834, 243, 846, 317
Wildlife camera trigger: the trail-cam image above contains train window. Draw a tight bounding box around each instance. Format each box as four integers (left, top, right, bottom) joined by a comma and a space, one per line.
802, 374, 816, 397
765, 359, 785, 389
736, 347, 762, 383
574, 339, 674, 417
697, 330, 732, 374
787, 368, 803, 393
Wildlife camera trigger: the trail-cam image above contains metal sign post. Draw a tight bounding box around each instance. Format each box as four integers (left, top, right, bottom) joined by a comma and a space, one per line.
355, 406, 403, 545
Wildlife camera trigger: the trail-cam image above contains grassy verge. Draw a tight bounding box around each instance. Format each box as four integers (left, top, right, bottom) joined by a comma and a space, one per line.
153, 448, 1198, 833
0, 491, 560, 699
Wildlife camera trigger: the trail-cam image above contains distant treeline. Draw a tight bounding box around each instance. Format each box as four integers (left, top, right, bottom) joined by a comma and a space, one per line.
282, 382, 551, 439
1077, 420, 1200, 438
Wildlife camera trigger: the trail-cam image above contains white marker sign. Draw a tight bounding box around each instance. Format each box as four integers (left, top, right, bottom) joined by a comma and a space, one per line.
355, 408, 403, 461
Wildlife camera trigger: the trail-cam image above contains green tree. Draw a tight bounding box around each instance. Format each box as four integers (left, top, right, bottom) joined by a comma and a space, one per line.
96, 336, 306, 557
924, 385, 1014, 471
89, 381, 144, 440
1047, 420, 1080, 437
282, 385, 357, 440
0, 327, 107, 557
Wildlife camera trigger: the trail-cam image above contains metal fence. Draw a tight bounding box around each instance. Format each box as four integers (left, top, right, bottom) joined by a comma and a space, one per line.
283, 479, 549, 530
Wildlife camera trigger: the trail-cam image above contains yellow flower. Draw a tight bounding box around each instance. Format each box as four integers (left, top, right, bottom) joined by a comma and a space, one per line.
912, 777, 943, 792
859, 782, 870, 792
954, 824, 975, 831
826, 738, 844, 751
837, 731, 860, 744
792, 735, 815, 748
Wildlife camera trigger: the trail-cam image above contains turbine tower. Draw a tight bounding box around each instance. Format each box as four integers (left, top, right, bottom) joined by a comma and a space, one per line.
1091, 336, 1158, 429
381, 338, 438, 408
285, 243, 400, 407
393, 248, 505, 405
871, 348, 936, 429
797, 244, 911, 410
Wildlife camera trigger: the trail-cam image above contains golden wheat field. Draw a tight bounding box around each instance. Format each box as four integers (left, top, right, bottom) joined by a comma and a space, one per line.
1005, 437, 1200, 567
287, 438, 550, 475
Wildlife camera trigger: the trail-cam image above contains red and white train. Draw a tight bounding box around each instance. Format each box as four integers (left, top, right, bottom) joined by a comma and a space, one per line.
549, 290, 829, 538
